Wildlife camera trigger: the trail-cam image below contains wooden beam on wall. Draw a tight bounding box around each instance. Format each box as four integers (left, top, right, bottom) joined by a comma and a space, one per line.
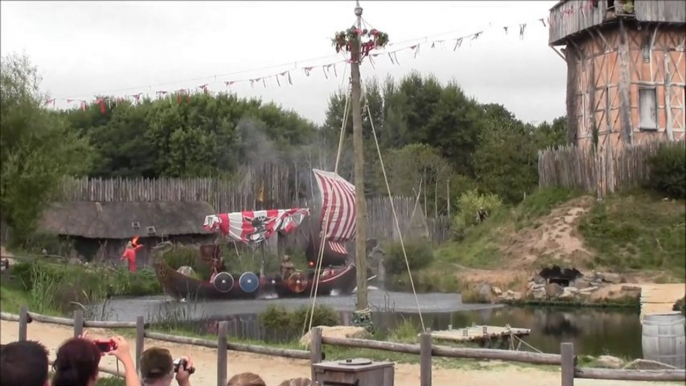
617, 19, 634, 145
550, 45, 567, 61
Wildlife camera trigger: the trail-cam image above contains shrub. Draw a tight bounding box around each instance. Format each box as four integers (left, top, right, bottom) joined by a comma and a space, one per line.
162, 245, 211, 279
674, 297, 686, 316
385, 239, 434, 275
291, 304, 339, 329
259, 304, 339, 337
646, 144, 686, 199
12, 231, 75, 257
451, 189, 502, 238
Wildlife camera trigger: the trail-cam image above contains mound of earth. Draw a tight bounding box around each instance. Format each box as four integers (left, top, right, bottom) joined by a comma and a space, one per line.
500, 196, 595, 270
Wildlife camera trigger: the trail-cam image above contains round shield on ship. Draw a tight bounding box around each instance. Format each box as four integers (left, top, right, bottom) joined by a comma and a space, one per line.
213, 272, 234, 293
287, 272, 308, 293
239, 272, 260, 293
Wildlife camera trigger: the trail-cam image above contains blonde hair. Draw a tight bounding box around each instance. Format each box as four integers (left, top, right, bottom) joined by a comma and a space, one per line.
277, 378, 319, 386
227, 372, 266, 386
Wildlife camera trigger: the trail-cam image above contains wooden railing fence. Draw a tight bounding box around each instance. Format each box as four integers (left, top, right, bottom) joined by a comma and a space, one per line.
2, 305, 684, 386
538, 139, 685, 198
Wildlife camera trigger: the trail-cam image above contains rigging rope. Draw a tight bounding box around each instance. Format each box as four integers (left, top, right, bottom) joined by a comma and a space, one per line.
303, 73, 352, 337
361, 82, 426, 332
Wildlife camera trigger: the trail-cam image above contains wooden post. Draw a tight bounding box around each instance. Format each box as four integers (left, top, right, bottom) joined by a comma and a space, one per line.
664, 52, 673, 141
310, 327, 323, 380
561, 342, 575, 386
217, 321, 228, 386
351, 0, 369, 312
135, 316, 145, 371
420, 332, 432, 386
446, 180, 450, 218
18, 305, 28, 341
73, 310, 84, 338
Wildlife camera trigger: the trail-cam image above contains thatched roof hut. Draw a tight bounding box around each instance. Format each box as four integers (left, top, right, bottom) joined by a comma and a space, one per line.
40, 201, 215, 239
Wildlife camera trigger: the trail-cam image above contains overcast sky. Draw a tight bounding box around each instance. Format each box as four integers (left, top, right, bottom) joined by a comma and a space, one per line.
1, 1, 565, 125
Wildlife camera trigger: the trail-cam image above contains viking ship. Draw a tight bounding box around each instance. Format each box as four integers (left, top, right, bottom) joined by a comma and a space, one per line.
153, 169, 359, 301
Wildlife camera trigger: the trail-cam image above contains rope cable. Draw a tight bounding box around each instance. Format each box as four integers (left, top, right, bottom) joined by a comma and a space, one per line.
302, 79, 352, 337
361, 81, 425, 332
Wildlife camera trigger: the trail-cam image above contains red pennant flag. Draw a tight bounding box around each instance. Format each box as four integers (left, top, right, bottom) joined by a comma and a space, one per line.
96, 98, 106, 114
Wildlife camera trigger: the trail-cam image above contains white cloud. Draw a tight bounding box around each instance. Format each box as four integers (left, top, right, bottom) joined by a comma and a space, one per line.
1, 1, 565, 124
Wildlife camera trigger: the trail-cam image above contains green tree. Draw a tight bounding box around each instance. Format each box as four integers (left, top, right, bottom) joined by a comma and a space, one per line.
534, 116, 567, 150
59, 91, 316, 178
0, 54, 94, 241
472, 111, 538, 204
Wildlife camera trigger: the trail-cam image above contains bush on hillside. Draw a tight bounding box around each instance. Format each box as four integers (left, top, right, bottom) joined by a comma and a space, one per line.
646, 144, 685, 199
451, 190, 502, 239
385, 239, 435, 275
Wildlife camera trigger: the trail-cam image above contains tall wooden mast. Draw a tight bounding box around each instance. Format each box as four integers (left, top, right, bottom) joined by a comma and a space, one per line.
351, 0, 369, 313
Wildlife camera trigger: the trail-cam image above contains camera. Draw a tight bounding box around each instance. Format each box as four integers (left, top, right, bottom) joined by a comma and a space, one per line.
93, 339, 117, 353
173, 358, 195, 374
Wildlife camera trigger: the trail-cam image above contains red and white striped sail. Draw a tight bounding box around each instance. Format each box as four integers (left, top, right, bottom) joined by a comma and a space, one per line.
203, 208, 309, 245
313, 169, 356, 255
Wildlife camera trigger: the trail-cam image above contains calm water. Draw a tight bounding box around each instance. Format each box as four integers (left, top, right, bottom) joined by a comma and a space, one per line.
90, 291, 643, 359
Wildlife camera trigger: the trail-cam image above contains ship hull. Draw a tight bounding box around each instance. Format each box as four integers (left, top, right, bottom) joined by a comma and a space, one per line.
154, 261, 357, 301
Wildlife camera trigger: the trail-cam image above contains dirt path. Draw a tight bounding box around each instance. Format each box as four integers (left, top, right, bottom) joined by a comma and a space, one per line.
640, 284, 686, 320
1, 320, 679, 386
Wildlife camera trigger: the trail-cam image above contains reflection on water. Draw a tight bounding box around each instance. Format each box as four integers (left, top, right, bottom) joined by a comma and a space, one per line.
389, 306, 643, 359
153, 306, 642, 359
89, 294, 642, 359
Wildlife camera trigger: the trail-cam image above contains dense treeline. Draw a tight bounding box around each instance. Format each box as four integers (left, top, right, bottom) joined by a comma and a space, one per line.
1, 54, 566, 240
321, 72, 566, 208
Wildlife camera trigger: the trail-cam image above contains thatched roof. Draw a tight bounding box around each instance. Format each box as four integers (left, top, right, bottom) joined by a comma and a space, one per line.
40, 201, 216, 239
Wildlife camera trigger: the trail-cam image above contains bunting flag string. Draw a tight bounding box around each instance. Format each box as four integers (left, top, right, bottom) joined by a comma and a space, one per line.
46, 13, 554, 114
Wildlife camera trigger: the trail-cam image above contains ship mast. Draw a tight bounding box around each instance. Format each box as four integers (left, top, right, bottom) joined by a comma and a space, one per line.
351, 0, 369, 315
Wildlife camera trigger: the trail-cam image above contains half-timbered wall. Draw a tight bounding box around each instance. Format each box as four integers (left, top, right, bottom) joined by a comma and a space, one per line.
565, 23, 685, 151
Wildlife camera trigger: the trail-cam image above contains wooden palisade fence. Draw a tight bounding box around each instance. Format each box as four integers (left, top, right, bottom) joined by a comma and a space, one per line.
52, 174, 451, 245
538, 138, 685, 199
2, 305, 684, 386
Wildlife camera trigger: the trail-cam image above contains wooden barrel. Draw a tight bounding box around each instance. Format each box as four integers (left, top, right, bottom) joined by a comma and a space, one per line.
641, 312, 686, 369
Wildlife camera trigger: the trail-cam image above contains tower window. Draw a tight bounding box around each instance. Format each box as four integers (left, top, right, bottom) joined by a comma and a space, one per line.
639, 88, 658, 131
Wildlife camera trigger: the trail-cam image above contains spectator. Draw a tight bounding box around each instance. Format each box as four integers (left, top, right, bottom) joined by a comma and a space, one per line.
278, 378, 320, 386
226, 372, 266, 386
140, 347, 194, 386
0, 340, 49, 386
53, 335, 139, 386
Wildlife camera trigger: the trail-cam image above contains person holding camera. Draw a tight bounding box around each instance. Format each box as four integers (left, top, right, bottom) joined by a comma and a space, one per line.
53, 335, 140, 386
140, 347, 195, 386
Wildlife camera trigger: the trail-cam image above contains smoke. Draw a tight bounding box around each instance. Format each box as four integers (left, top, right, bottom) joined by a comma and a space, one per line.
234, 116, 356, 203
236, 118, 282, 167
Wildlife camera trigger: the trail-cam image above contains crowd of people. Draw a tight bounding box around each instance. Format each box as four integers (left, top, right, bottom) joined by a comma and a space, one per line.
0, 334, 319, 386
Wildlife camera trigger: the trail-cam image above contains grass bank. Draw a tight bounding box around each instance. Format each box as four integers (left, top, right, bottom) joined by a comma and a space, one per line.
577, 191, 686, 279
389, 188, 685, 295
0, 258, 160, 315
433, 187, 582, 269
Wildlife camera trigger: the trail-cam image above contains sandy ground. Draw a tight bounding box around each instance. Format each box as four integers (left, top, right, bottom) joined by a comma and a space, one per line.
1, 320, 678, 386
640, 284, 686, 319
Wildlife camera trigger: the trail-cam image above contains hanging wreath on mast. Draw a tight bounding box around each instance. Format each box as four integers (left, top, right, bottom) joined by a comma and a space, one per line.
332, 27, 389, 61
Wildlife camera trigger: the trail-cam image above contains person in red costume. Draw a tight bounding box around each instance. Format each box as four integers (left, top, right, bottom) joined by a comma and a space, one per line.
121, 236, 144, 273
